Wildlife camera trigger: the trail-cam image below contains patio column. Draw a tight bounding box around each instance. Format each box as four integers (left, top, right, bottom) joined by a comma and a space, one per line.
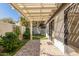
46, 23, 49, 39
30, 21, 32, 40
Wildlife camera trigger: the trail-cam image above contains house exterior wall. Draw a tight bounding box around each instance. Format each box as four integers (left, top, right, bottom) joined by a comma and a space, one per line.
53, 10, 64, 53
47, 4, 70, 54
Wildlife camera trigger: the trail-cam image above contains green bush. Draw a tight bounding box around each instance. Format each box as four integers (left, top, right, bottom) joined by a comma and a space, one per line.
13, 26, 21, 36
2, 32, 21, 52
23, 28, 30, 39
0, 36, 4, 45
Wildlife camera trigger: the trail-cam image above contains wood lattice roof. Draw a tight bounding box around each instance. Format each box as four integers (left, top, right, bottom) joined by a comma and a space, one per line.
11, 3, 62, 21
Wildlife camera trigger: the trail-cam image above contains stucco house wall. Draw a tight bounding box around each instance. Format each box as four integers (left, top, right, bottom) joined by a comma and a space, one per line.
47, 4, 70, 54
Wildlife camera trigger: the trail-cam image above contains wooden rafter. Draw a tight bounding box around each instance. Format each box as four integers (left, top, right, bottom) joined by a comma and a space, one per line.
11, 3, 61, 21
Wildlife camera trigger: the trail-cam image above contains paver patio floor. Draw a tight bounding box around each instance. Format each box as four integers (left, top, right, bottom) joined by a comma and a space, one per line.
15, 40, 63, 56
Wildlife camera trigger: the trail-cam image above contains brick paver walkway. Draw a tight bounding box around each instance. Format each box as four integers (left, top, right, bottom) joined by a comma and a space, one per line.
15, 40, 63, 56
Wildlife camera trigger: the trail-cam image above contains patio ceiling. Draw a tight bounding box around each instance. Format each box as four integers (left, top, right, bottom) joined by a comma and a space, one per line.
11, 3, 62, 21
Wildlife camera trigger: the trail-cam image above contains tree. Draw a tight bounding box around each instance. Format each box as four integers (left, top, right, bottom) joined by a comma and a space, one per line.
0, 17, 15, 24
20, 16, 29, 27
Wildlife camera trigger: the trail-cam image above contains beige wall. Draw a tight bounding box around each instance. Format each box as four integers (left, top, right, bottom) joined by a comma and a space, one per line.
47, 4, 70, 53
53, 7, 64, 53
0, 22, 14, 36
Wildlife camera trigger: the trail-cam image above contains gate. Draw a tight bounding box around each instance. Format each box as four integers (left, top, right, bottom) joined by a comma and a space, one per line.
64, 4, 79, 48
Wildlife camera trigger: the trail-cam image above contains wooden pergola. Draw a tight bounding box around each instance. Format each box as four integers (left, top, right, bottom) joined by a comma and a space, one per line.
11, 3, 62, 40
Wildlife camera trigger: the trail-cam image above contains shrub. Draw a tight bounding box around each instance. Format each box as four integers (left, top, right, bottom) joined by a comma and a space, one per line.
23, 28, 30, 39
0, 36, 4, 46
2, 32, 21, 52
13, 26, 21, 36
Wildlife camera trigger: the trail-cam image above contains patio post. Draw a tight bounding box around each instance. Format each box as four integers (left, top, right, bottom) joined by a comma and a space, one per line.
30, 20, 32, 40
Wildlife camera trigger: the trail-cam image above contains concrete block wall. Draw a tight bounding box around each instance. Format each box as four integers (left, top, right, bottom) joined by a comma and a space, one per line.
0, 22, 26, 40
0, 22, 14, 36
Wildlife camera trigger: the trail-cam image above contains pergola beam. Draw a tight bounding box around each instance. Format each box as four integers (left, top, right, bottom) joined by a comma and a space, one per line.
26, 16, 50, 17
25, 14, 50, 16
27, 17, 50, 19
11, 4, 30, 20
21, 7, 57, 10
24, 12, 52, 14
11, 3, 59, 21
26, 18, 46, 21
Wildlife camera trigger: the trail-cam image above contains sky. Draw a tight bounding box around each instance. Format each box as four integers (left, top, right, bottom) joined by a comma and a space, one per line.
0, 3, 21, 21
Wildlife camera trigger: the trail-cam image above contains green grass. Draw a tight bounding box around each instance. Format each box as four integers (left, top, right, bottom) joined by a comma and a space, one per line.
32, 34, 47, 40
0, 39, 29, 56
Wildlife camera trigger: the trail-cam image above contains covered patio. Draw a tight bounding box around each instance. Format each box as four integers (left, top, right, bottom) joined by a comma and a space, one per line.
8, 3, 79, 56
11, 3, 62, 40
9, 3, 64, 56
